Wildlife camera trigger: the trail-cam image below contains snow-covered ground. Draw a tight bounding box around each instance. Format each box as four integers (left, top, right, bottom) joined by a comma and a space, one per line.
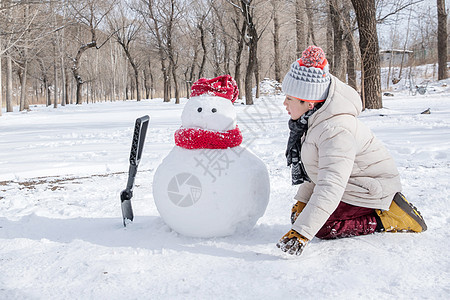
1, 80, 449, 299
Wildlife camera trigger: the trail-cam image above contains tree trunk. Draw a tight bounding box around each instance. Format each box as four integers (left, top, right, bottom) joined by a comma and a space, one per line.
234, 18, 246, 100
329, 0, 345, 81
223, 36, 230, 76
188, 44, 199, 99
75, 77, 83, 104
6, 54, 13, 112
245, 25, 257, 105
61, 60, 66, 106
150, 69, 154, 99
110, 40, 116, 101
273, 0, 282, 82
437, 0, 448, 80
295, 0, 306, 58
351, 0, 382, 109
72, 41, 96, 104
86, 81, 89, 104
60, 4, 67, 106
52, 2, 58, 109
53, 41, 59, 108
69, 77, 73, 104
124, 48, 140, 101
40, 63, 50, 106
147, 0, 170, 102
19, 5, 30, 111
166, 0, 179, 104
162, 69, 169, 102
3, 0, 13, 114
343, 4, 356, 90
0, 45, 2, 117
241, 0, 258, 105
19, 60, 29, 111
143, 69, 149, 99
346, 34, 357, 90
130, 75, 135, 101
327, 1, 334, 69
198, 21, 207, 79
171, 63, 180, 104
211, 27, 220, 77
305, 0, 317, 45
64, 67, 70, 105
254, 58, 260, 99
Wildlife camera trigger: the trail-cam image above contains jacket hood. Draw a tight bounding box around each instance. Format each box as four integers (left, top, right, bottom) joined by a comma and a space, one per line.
308, 76, 362, 130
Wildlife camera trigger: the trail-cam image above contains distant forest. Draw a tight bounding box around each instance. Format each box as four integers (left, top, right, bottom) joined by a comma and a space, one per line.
0, 0, 448, 115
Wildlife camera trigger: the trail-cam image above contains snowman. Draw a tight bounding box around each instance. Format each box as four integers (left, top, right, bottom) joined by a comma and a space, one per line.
152, 75, 270, 238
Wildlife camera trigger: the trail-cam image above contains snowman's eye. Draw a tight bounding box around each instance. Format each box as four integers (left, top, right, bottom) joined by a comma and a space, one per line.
197, 107, 202, 112
211, 108, 217, 113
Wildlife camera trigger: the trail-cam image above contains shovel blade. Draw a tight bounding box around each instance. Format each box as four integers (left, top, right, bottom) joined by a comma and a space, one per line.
121, 199, 134, 227
121, 190, 134, 226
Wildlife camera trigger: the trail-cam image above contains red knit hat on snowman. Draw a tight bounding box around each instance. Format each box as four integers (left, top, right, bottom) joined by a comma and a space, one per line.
190, 75, 239, 103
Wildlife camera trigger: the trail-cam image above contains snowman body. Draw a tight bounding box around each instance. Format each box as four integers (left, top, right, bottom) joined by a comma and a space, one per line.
152, 94, 270, 238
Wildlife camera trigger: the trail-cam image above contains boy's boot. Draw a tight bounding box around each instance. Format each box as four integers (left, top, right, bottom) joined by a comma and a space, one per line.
375, 192, 427, 232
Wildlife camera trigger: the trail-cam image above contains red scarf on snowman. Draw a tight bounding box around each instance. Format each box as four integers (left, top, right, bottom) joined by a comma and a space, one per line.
175, 75, 243, 150
175, 126, 242, 149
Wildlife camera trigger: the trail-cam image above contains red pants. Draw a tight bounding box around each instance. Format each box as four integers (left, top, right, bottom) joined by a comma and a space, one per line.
315, 202, 379, 239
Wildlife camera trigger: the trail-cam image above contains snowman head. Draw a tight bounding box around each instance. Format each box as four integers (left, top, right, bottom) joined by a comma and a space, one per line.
181, 75, 239, 132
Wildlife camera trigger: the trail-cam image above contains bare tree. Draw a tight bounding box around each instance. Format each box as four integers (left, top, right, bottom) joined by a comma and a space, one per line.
1, 0, 445, 113
231, 6, 246, 99
437, 0, 447, 80
328, 0, 345, 81
165, 0, 182, 104
295, 0, 307, 58
351, 0, 382, 109
68, 0, 115, 105
211, 0, 233, 76
304, 0, 317, 45
197, 15, 208, 79
182, 20, 200, 98
109, 3, 143, 101
139, 0, 174, 102
343, 2, 357, 90
229, 0, 270, 104
0, 39, 2, 116
271, 0, 282, 82
240, 0, 258, 104
17, 3, 33, 111
1, 0, 43, 112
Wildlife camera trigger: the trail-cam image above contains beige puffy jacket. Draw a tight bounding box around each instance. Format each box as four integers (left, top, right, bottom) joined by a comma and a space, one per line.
291, 76, 402, 240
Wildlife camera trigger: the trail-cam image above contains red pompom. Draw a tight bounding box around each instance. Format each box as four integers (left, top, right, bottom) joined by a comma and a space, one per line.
190, 75, 239, 103
299, 46, 327, 69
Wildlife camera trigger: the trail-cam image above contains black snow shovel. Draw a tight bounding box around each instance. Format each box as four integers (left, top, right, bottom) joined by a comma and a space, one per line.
120, 115, 150, 227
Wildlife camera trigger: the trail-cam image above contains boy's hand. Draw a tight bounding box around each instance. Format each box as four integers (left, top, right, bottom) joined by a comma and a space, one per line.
276, 229, 309, 256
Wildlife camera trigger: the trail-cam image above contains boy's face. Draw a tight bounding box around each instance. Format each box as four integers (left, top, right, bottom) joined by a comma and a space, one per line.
283, 95, 314, 120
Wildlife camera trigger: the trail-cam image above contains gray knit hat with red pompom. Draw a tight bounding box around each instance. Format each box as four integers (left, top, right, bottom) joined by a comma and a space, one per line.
282, 45, 331, 102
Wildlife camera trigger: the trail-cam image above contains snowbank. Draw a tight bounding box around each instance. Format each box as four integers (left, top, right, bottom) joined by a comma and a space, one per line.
0, 88, 449, 298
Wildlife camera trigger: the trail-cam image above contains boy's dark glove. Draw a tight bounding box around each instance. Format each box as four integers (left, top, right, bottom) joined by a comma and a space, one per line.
277, 229, 309, 255
291, 201, 306, 224
276, 229, 309, 256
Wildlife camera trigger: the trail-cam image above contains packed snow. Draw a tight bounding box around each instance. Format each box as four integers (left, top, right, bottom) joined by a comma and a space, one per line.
1, 79, 449, 298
